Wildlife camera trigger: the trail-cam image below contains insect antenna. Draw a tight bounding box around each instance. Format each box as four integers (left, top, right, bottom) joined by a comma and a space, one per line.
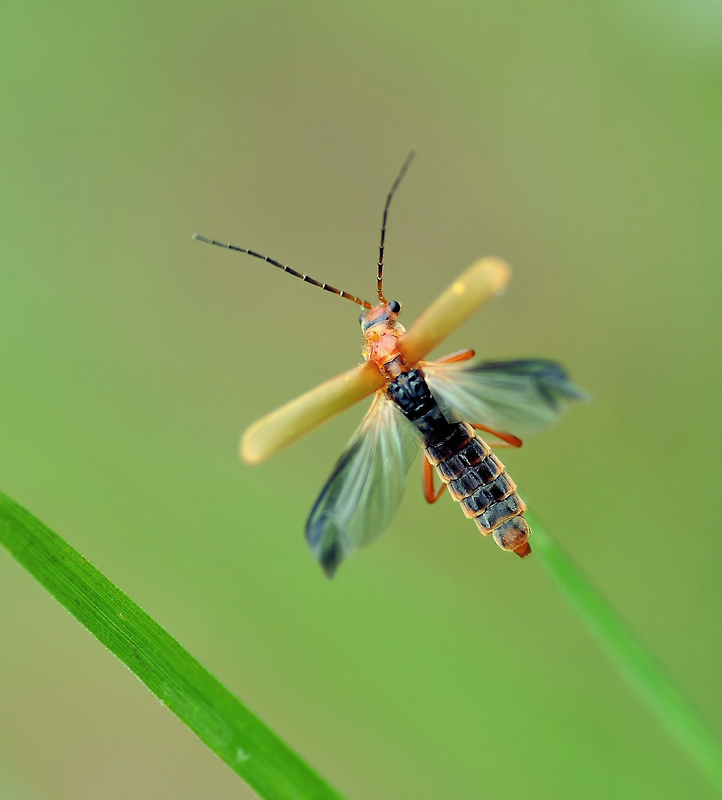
377, 149, 416, 304
193, 234, 372, 309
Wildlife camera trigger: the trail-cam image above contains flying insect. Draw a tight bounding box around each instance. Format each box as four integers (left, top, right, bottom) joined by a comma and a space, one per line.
194, 152, 583, 576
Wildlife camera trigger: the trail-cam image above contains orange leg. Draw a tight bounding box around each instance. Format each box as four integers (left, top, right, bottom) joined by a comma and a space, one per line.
435, 349, 475, 364
472, 423, 523, 448
422, 456, 446, 503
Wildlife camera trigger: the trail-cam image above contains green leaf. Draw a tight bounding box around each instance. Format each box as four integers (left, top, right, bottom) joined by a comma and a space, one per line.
4, 486, 719, 797
529, 510, 722, 794
0, 491, 345, 800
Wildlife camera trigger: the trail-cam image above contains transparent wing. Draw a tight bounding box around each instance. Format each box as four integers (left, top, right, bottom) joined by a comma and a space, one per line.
424, 358, 586, 435
305, 393, 419, 578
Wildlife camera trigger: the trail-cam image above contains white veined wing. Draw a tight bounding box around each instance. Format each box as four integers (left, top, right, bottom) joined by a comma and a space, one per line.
423, 358, 586, 436
305, 393, 419, 577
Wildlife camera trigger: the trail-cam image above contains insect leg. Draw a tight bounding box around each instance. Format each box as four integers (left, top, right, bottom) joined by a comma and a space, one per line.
471, 424, 523, 448
435, 349, 476, 364
422, 455, 447, 503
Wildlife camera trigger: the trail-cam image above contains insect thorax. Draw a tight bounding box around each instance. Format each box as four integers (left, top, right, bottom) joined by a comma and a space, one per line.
360, 303, 408, 378
387, 369, 449, 441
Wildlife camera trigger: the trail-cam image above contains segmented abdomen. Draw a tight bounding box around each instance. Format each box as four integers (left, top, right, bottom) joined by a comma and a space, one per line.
424, 422, 532, 557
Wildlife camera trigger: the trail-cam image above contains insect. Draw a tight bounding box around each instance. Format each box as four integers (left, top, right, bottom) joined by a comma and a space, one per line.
194, 152, 584, 577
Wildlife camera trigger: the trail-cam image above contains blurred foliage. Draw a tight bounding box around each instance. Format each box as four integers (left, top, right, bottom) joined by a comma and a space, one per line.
1, 1, 721, 798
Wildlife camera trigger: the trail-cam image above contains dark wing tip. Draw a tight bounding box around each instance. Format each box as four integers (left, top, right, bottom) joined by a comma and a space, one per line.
305, 517, 345, 579
320, 548, 341, 579
474, 358, 588, 406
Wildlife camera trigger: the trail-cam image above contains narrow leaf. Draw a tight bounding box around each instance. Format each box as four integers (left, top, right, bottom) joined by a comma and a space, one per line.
0, 491, 345, 800
529, 510, 722, 794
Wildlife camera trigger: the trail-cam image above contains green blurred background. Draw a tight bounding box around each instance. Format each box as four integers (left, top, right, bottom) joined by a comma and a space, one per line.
2, 1, 721, 798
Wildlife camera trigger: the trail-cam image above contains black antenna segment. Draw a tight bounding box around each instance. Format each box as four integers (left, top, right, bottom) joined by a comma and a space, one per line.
193, 234, 373, 309
377, 149, 416, 304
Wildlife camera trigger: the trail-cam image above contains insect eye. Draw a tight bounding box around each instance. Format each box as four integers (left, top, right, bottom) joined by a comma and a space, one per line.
359, 312, 366, 324
388, 300, 401, 314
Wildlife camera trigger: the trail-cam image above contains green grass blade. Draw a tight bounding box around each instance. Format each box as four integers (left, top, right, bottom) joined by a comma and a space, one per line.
528, 510, 722, 794
0, 491, 345, 800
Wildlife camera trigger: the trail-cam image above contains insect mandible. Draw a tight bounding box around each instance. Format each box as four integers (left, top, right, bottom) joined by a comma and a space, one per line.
194, 152, 584, 576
